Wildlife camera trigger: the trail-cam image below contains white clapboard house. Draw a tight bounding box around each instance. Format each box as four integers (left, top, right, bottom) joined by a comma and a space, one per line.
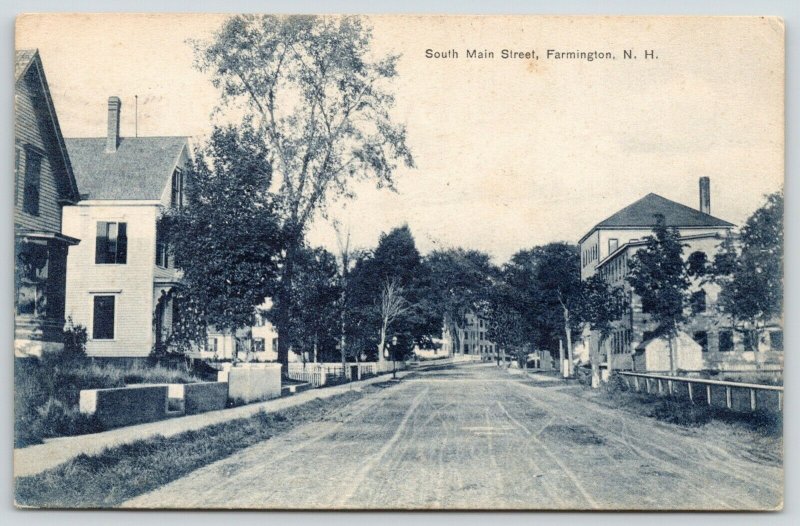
62, 96, 190, 359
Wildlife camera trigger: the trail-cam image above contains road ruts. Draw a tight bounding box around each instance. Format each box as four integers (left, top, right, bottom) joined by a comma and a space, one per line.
124, 363, 782, 510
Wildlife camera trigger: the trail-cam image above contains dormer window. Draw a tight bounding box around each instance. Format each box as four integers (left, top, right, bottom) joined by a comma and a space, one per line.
171, 168, 184, 208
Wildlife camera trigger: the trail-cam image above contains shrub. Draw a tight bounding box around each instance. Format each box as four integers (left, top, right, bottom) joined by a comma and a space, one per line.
650, 398, 714, 427
604, 373, 630, 394
15, 358, 201, 446
62, 318, 88, 360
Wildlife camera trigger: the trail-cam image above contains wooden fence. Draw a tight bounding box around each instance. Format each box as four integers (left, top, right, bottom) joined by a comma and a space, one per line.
617, 371, 783, 413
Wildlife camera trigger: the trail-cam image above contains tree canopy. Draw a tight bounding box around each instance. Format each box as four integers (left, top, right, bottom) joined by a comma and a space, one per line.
713, 191, 783, 345
160, 125, 283, 352
194, 15, 415, 365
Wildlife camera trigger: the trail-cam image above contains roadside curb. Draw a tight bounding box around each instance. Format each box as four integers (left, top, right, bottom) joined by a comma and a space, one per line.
14, 370, 412, 478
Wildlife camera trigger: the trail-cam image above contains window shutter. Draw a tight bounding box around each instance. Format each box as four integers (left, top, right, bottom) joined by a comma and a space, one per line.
117, 223, 128, 263
96, 222, 109, 264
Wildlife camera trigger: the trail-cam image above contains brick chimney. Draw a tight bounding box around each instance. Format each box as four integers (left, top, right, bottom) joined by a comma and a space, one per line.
106, 96, 121, 153
699, 177, 711, 215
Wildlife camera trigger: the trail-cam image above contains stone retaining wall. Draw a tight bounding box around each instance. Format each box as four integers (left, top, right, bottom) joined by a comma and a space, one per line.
79, 385, 168, 428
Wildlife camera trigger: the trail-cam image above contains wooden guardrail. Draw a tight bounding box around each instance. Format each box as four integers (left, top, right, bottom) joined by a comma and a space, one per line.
617, 371, 783, 413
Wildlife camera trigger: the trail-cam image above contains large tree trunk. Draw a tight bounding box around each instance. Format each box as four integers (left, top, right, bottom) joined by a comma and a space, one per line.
563, 312, 574, 377
275, 234, 300, 370
313, 334, 318, 363
561, 303, 574, 377
667, 331, 676, 376
377, 323, 387, 365
591, 336, 603, 388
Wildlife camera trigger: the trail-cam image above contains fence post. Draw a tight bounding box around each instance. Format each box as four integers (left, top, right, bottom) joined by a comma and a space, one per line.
634, 376, 640, 392
725, 386, 732, 409
706, 385, 712, 406
645, 378, 650, 394
688, 382, 693, 404
657, 379, 662, 395
668, 380, 674, 396
778, 391, 782, 411
750, 389, 757, 411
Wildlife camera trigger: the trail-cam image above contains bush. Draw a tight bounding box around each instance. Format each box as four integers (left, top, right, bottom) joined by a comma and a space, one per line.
604, 373, 630, 394
62, 318, 88, 360
15, 357, 202, 447
651, 398, 714, 427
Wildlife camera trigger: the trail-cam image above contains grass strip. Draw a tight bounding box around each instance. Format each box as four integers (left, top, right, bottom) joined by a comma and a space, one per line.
15, 390, 366, 508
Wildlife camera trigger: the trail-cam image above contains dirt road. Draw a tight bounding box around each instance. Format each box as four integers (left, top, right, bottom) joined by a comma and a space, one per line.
124, 363, 782, 510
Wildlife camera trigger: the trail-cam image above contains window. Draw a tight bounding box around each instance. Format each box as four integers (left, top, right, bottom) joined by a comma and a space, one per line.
770, 330, 783, 352
92, 295, 115, 340
690, 290, 707, 314
171, 169, 184, 208
155, 223, 169, 267
208, 337, 218, 355
608, 238, 618, 253
693, 331, 708, 352
687, 251, 708, 277
23, 148, 42, 216
16, 242, 48, 317
718, 330, 734, 353
272, 338, 279, 353
463, 344, 469, 354
253, 338, 265, 353
96, 222, 128, 264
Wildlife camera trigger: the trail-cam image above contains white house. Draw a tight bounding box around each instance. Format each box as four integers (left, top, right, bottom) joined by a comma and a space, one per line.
14, 49, 82, 358
62, 96, 190, 358
202, 306, 280, 362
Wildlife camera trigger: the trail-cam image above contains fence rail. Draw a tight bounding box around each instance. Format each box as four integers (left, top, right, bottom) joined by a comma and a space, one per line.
617, 371, 783, 413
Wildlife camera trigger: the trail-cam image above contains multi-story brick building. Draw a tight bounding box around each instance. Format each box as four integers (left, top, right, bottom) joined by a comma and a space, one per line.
579, 178, 783, 373
579, 179, 728, 372
14, 49, 82, 357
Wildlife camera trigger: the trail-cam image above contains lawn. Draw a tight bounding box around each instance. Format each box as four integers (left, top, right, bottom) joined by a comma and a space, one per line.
15, 354, 203, 447
15, 388, 372, 508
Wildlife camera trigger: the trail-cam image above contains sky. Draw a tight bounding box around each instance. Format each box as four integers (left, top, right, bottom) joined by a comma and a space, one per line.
16, 14, 784, 264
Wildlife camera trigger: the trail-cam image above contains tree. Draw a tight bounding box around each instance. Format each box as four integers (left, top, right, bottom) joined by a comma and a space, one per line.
422, 249, 496, 356
501, 243, 583, 374
713, 191, 783, 350
160, 125, 283, 355
377, 279, 411, 363
575, 275, 628, 386
277, 245, 341, 362
194, 15, 415, 366
626, 215, 690, 375
482, 277, 527, 366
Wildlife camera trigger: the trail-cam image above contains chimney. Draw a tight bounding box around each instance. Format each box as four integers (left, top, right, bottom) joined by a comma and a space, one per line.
106, 96, 121, 153
699, 177, 711, 215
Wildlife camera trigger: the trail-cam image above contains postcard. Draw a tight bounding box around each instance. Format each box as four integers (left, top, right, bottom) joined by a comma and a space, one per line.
13, 14, 784, 510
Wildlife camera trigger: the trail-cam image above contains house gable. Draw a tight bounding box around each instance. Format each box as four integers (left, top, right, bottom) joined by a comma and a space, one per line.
14, 49, 80, 234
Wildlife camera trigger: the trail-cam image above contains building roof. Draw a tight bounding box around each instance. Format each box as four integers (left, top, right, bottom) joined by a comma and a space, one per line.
15, 49, 38, 81
15, 49, 80, 203
580, 193, 733, 243
65, 136, 188, 200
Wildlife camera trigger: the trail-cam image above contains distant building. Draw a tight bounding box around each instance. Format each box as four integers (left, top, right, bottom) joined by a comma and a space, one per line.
14, 49, 82, 358
62, 96, 190, 358
442, 312, 498, 360
578, 178, 782, 373
203, 306, 280, 362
